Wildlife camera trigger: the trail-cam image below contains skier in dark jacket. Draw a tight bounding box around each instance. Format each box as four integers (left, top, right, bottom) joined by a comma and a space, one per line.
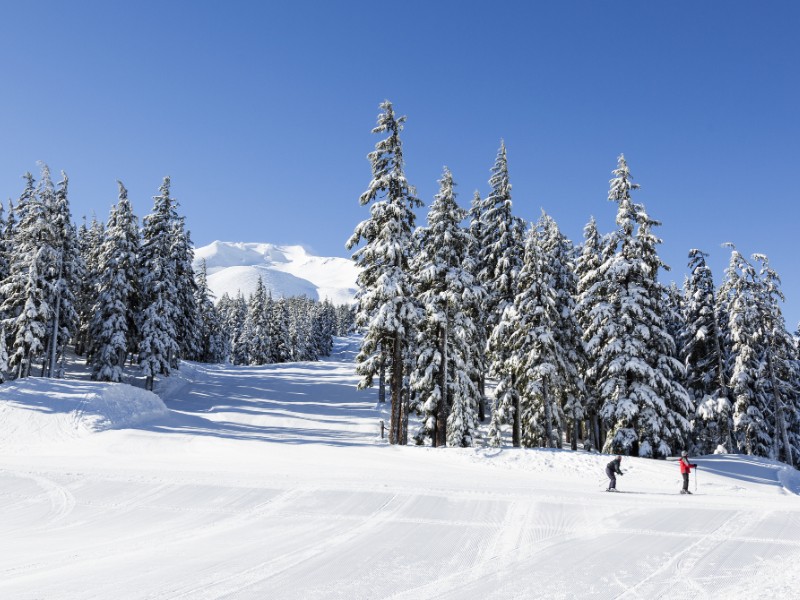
605, 455, 623, 491
679, 450, 698, 494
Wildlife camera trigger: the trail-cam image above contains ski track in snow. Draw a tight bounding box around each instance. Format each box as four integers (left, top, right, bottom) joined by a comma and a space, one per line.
1, 335, 799, 599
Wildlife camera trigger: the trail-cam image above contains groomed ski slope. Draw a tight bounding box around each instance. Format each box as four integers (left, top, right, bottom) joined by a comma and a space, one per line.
1, 337, 799, 599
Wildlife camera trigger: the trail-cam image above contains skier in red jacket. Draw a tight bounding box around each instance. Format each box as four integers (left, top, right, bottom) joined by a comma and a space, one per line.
679, 450, 698, 494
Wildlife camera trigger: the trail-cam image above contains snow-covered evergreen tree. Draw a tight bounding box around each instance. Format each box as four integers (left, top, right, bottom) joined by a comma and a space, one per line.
346, 100, 422, 445
682, 249, 732, 454
752, 254, 798, 466
536, 212, 586, 450
270, 296, 292, 363
476, 142, 525, 446
226, 292, 250, 365
137, 177, 180, 390
584, 155, 690, 457
246, 277, 271, 365
494, 223, 563, 448
410, 168, 482, 447
1, 170, 52, 378
75, 216, 105, 358
719, 247, 771, 457
46, 171, 83, 377
171, 216, 201, 364
575, 216, 606, 450
194, 259, 226, 363
90, 182, 140, 382
7, 258, 49, 378
466, 190, 489, 422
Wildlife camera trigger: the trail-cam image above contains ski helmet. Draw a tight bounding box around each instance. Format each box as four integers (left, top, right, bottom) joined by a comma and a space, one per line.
681, 450, 688, 457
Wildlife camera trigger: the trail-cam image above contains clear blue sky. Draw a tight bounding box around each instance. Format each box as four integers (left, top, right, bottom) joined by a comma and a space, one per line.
1, 1, 798, 325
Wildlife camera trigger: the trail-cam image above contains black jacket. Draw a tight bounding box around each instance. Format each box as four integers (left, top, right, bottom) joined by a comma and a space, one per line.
606, 458, 623, 475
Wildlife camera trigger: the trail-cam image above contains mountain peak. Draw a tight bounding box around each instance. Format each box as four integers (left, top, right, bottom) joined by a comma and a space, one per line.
193, 241, 358, 305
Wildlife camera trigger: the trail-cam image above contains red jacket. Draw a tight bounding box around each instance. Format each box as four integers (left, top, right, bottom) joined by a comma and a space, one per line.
679, 457, 697, 474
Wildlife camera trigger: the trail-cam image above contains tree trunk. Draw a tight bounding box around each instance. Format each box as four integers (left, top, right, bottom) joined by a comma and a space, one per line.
401, 383, 409, 445
436, 323, 448, 448
766, 350, 793, 467
571, 418, 579, 451
512, 379, 521, 448
40, 336, 51, 377
389, 333, 403, 445
48, 274, 64, 377
478, 371, 486, 422
378, 345, 386, 403
543, 384, 553, 448
712, 314, 736, 453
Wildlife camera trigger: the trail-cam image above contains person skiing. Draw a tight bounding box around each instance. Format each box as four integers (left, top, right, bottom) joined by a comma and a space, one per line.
679, 450, 698, 494
605, 455, 623, 491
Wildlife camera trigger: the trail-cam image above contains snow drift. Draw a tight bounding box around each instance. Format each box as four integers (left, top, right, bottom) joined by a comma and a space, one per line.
0, 378, 168, 449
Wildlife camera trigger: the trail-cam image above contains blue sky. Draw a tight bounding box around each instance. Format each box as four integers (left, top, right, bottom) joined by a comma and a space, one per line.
1, 1, 798, 325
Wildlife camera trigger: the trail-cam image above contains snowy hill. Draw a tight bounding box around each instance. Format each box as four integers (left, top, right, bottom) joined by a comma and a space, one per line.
1, 338, 800, 598
193, 241, 358, 305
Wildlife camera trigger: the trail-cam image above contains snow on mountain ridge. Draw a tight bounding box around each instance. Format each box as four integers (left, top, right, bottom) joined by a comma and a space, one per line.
193, 241, 358, 305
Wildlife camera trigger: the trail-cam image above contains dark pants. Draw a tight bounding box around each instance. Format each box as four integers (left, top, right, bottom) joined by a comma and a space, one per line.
606, 467, 617, 490
682, 472, 690, 491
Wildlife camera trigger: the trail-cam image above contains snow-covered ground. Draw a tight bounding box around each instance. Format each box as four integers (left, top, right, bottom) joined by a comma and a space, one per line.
1, 337, 799, 599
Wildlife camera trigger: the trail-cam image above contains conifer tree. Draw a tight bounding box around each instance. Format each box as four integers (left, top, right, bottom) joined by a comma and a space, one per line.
1, 171, 52, 378
683, 249, 732, 453
137, 177, 180, 390
537, 212, 586, 450
75, 216, 105, 358
719, 247, 772, 457
246, 277, 271, 365
410, 168, 482, 447
575, 217, 606, 450
467, 190, 489, 422
171, 217, 201, 363
753, 254, 798, 465
227, 292, 250, 365
495, 223, 563, 447
585, 155, 690, 457
46, 171, 83, 377
194, 259, 225, 363
90, 182, 140, 382
347, 101, 422, 445
270, 296, 292, 363
477, 142, 525, 446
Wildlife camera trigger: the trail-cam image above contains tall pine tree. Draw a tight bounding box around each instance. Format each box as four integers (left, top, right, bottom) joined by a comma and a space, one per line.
347, 101, 422, 445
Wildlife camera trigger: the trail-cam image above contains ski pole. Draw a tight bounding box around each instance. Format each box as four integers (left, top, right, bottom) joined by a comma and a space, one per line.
694, 466, 698, 493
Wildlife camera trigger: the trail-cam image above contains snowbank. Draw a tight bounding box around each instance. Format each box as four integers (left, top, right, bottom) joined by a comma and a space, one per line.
0, 378, 168, 449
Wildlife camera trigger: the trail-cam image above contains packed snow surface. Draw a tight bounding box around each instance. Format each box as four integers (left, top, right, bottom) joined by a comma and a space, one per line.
194, 241, 358, 304
1, 337, 799, 599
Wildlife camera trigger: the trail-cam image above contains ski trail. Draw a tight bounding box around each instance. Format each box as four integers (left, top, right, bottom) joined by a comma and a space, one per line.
5, 470, 77, 531
612, 509, 749, 599
165, 492, 412, 599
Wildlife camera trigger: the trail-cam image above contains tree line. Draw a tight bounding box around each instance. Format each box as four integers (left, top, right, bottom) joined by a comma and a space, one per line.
349, 100, 799, 467
0, 165, 353, 389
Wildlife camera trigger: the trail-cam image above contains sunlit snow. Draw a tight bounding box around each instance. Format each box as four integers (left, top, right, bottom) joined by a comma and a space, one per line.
1, 337, 799, 599
194, 241, 358, 305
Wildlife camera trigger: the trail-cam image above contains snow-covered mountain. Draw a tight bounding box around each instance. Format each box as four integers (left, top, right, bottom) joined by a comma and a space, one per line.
193, 241, 358, 305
